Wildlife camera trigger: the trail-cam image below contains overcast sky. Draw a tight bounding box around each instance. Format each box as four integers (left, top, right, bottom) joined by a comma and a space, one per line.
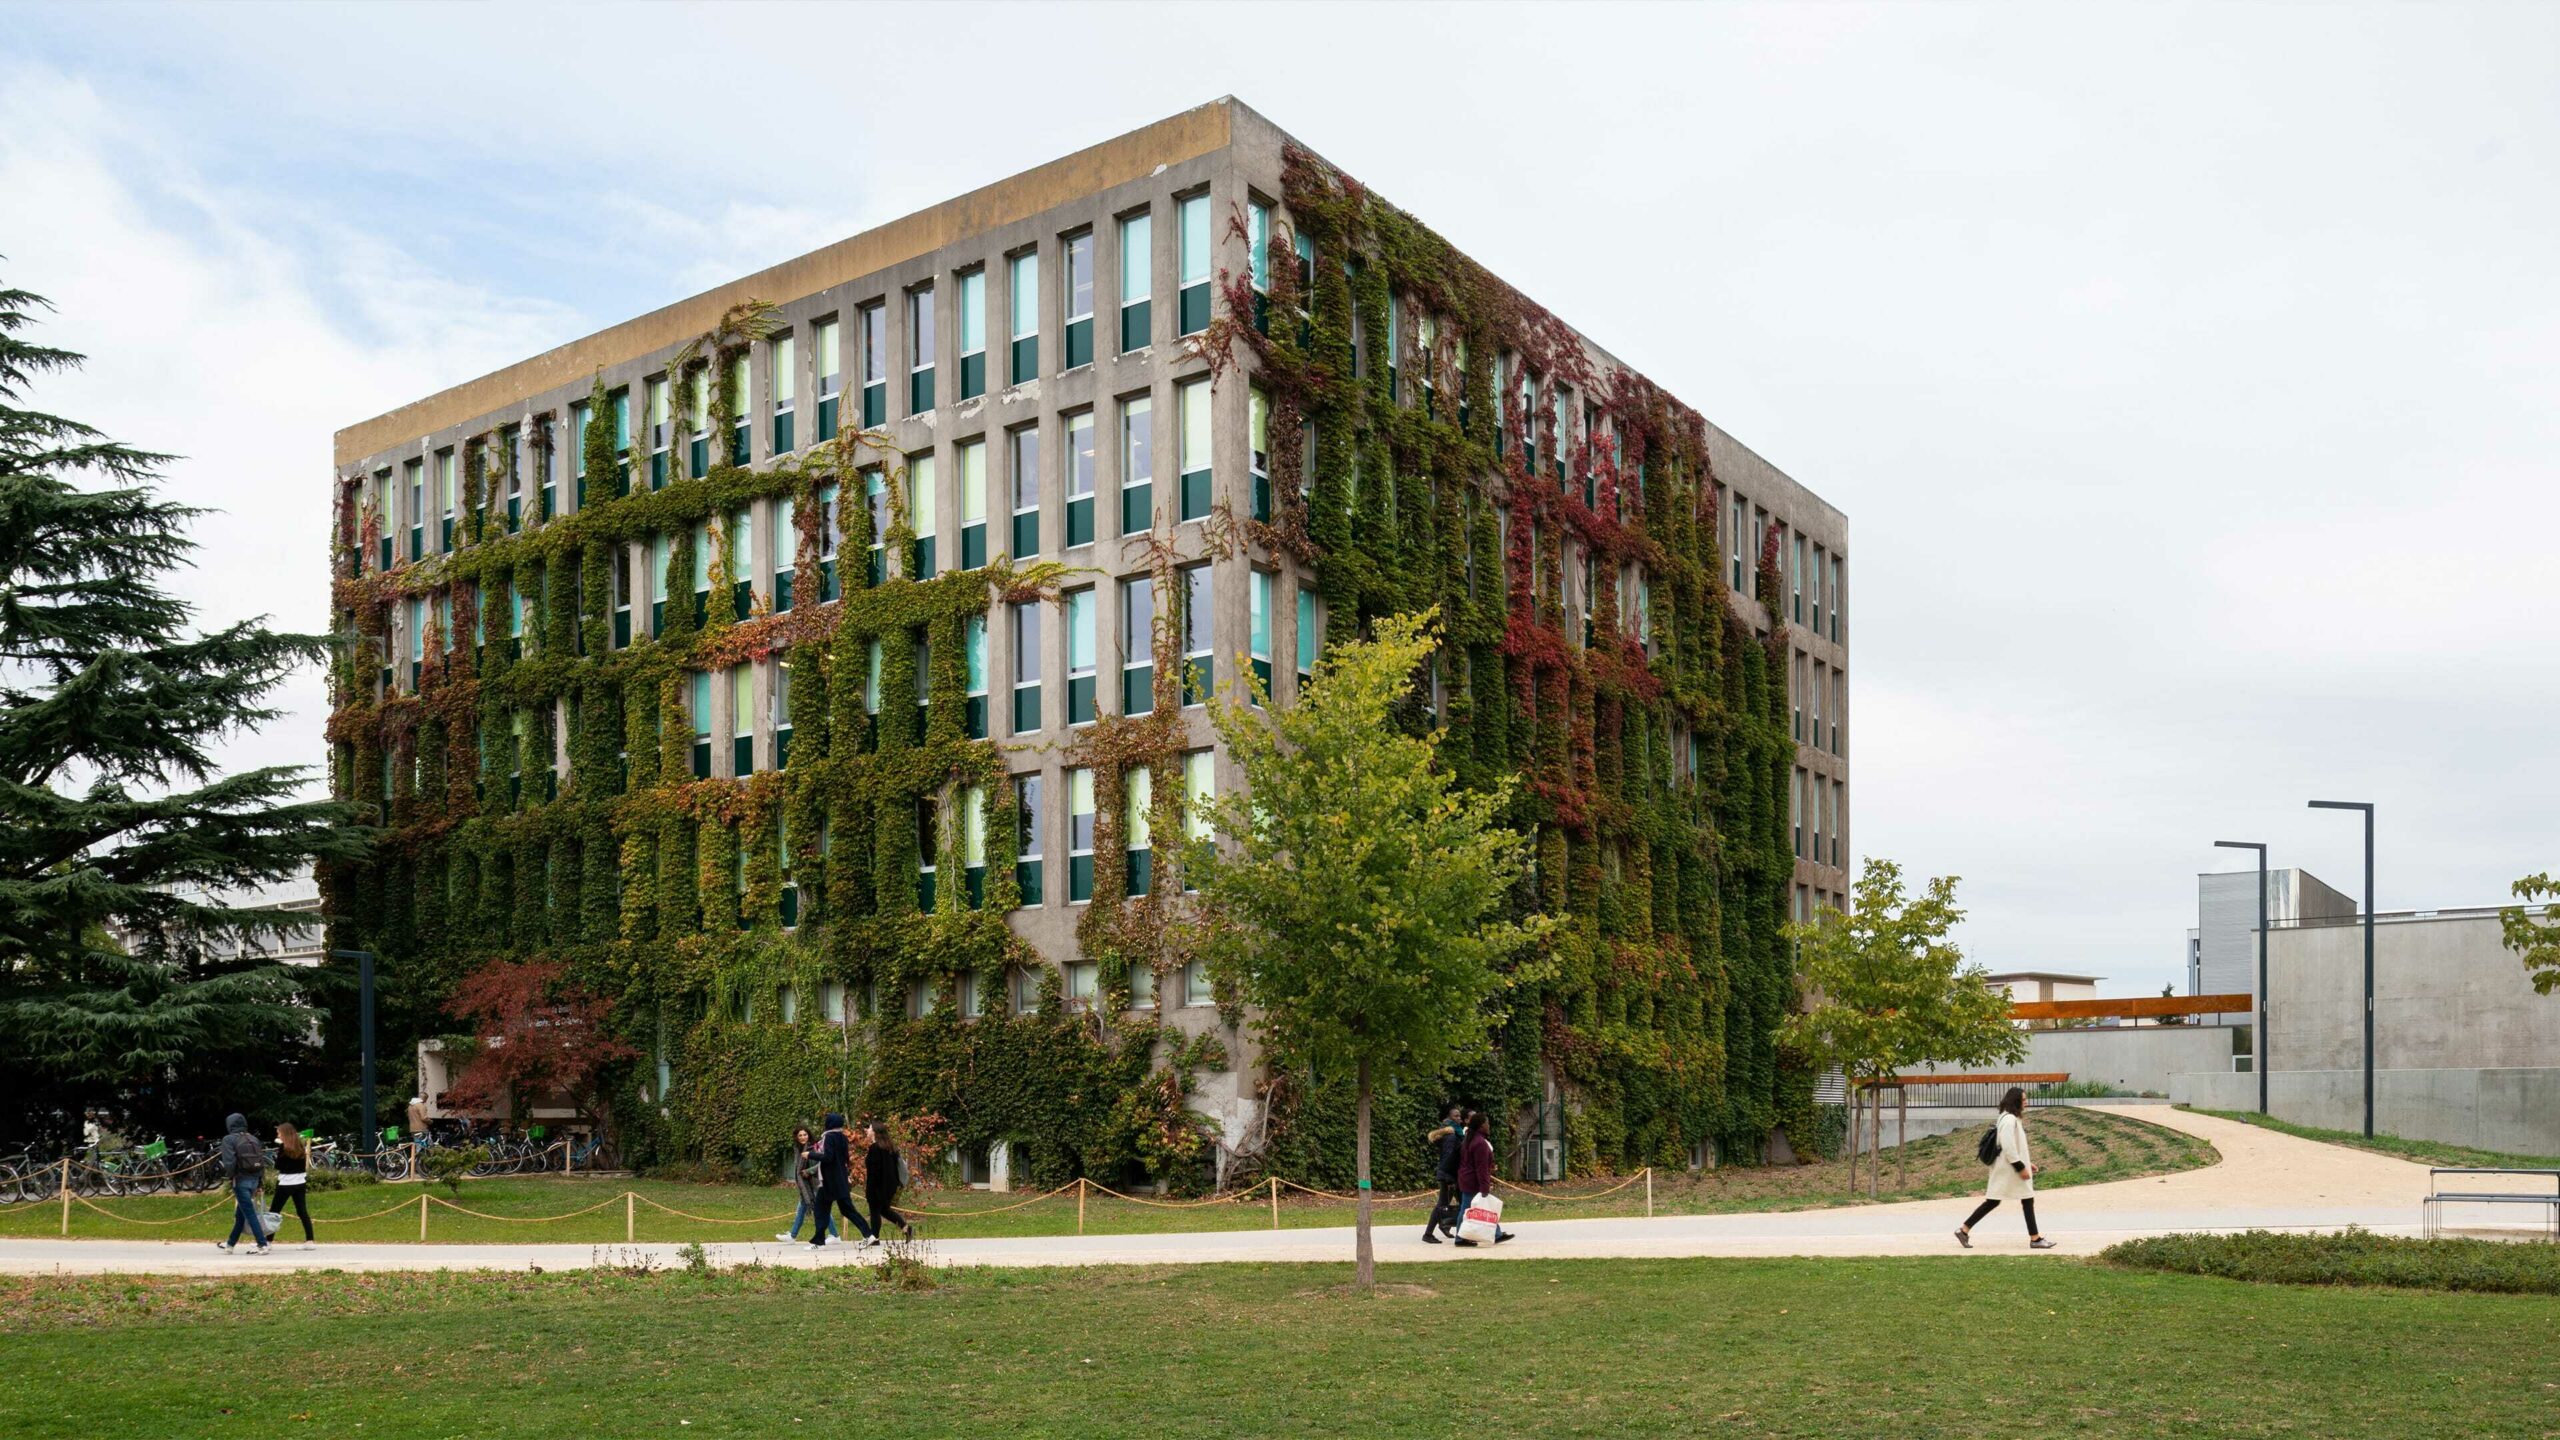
6, 2, 2555, 993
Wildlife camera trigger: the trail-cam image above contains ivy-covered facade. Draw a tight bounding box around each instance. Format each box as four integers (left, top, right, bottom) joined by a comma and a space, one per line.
323, 99, 1849, 1191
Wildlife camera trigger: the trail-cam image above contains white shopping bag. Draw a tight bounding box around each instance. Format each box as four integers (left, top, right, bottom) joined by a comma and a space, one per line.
260, 1210, 284, 1235
1456, 1192, 1503, 1244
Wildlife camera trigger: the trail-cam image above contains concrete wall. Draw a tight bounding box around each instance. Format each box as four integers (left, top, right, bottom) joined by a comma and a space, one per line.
2173, 1066, 2560, 1156
1909, 1023, 2241, 1095
2266, 911, 2560, 1074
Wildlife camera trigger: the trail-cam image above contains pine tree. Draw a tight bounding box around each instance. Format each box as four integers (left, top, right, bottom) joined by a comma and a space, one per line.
0, 281, 369, 1145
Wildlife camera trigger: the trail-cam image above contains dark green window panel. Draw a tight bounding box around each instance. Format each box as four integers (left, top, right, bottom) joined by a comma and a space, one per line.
776, 570, 794, 613
732, 580, 751, 623
1012, 509, 1039, 559
651, 600, 664, 635
614, 463, 630, 500
1064, 317, 1093, 369
689, 437, 708, 477
692, 741, 711, 780
1120, 482, 1151, 537
868, 548, 884, 587
540, 485, 555, 522
575, 475, 586, 509
862, 383, 887, 428
1252, 292, 1269, 336
959, 352, 985, 400
821, 559, 838, 602
776, 728, 792, 770
1068, 675, 1095, 725
965, 865, 985, 909
1069, 853, 1093, 903
961, 523, 986, 571
912, 535, 936, 581
733, 735, 753, 776
378, 536, 392, 570
918, 869, 936, 913
506, 497, 521, 532
911, 704, 926, 746
508, 774, 521, 807
1066, 496, 1094, 547
816, 395, 839, 443
693, 592, 708, 628
409, 527, 422, 562
1252, 658, 1273, 696
441, 518, 453, 551
909, 368, 935, 415
1127, 848, 1152, 898
780, 885, 799, 929
1179, 468, 1210, 523
730, 424, 750, 468
1179, 284, 1209, 337
649, 453, 668, 490
1252, 474, 1271, 523
1122, 665, 1154, 718
1017, 858, 1043, 907
409, 661, 420, 690
1119, 300, 1150, 354
613, 611, 630, 648
1182, 655, 1212, 709
1011, 336, 1037, 385
774, 411, 795, 455
966, 694, 987, 740
1012, 684, 1041, 734
507, 639, 522, 662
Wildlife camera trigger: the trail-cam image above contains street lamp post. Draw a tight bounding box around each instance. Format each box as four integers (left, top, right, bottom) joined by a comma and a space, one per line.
330, 949, 379, 1150
2214, 840, 2269, 1115
2307, 801, 2376, 1137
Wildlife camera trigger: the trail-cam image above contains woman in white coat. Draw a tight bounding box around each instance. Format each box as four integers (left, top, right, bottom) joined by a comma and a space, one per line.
1954, 1086, 2055, 1249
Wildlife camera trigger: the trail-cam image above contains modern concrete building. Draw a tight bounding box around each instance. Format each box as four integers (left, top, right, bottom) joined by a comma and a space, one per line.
2186, 866, 2356, 1023
325, 99, 1849, 1178
1982, 970, 2100, 1011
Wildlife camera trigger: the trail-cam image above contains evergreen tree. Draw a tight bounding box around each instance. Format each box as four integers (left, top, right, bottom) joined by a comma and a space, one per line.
0, 281, 369, 1145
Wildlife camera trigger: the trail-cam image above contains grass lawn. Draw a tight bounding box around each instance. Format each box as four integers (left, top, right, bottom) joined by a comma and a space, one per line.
4, 1254, 2554, 1438
2185, 1106, 2560, 1171
0, 1108, 2209, 1246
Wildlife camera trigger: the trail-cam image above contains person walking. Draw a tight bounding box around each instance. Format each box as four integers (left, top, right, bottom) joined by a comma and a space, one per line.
863, 1121, 913, 1244
1451, 1110, 1513, 1248
213, 1113, 270, 1256
777, 1125, 838, 1243
809, 1113, 871, 1249
269, 1124, 315, 1249
1955, 1086, 2056, 1250
1422, 1104, 1466, 1244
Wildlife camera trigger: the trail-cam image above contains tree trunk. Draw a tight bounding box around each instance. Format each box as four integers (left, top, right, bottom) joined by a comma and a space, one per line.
1897, 1087, 1909, 1192
1845, 1083, 1860, 1194
1354, 1055, 1375, 1292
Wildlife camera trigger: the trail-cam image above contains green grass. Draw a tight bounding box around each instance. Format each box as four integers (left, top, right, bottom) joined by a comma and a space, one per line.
2184, 1106, 2560, 1171
4, 1255, 2556, 1437
0, 1108, 2213, 1245
2105, 1228, 2560, 1295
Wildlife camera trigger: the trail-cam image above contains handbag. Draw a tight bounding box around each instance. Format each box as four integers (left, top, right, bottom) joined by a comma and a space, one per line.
260, 1210, 284, 1235
1976, 1126, 2002, 1166
1457, 1191, 1504, 1244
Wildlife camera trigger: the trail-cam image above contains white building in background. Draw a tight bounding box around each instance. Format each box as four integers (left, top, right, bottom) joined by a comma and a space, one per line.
108, 866, 325, 966
2187, 867, 2357, 1023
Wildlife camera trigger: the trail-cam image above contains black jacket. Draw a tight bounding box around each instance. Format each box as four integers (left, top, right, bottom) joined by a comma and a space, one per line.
819, 1129, 851, 1187
1432, 1125, 1465, 1184
864, 1143, 902, 1206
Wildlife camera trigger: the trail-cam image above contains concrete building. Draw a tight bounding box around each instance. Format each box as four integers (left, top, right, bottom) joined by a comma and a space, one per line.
325, 99, 1848, 1177
2187, 866, 2356, 1023
2176, 904, 2560, 1153
1982, 970, 2100, 1010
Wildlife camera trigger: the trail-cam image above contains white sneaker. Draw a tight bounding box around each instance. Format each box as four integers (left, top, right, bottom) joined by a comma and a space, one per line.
861, 1235, 881, 1250
215, 1242, 235, 1253
252, 1246, 271, 1257
775, 1232, 794, 1243
300, 1241, 316, 1251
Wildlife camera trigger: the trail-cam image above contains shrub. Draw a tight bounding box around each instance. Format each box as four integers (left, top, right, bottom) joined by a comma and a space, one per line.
423, 1144, 490, 1195
303, 1167, 380, 1193
2102, 1228, 2560, 1295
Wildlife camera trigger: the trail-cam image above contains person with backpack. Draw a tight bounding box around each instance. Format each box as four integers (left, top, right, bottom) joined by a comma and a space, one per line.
1955, 1086, 2055, 1249
268, 1123, 315, 1249
776, 1124, 838, 1243
1451, 1110, 1513, 1248
213, 1113, 270, 1256
809, 1113, 869, 1250
1422, 1104, 1466, 1244
864, 1120, 914, 1244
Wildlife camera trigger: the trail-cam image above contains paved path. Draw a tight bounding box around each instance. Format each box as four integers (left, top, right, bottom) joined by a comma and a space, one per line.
0, 1106, 2439, 1277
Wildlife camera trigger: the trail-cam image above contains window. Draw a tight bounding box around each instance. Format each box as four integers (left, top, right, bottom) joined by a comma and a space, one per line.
814, 318, 841, 443
1066, 962, 1097, 1011
1830, 553, 1845, 644
774, 495, 796, 613
1125, 765, 1152, 898
1791, 653, 1805, 741
1120, 575, 1154, 716
1184, 749, 1213, 843
646, 377, 671, 488
773, 655, 794, 769
1065, 587, 1096, 724
1130, 962, 1156, 1011
685, 365, 709, 478
1011, 601, 1042, 734
692, 522, 712, 627
1010, 966, 1037, 1015
1008, 250, 1039, 385
1249, 569, 1273, 698
405, 596, 424, 689
1247, 198, 1271, 333
964, 614, 988, 740
916, 794, 939, 911
907, 451, 937, 579
1064, 410, 1097, 546
436, 449, 456, 552
1385, 290, 1402, 403
1808, 661, 1822, 752
913, 635, 931, 743
1184, 959, 1214, 1008
859, 302, 888, 427
405, 458, 424, 561
1249, 386, 1271, 522
957, 438, 987, 570
1062, 230, 1095, 369
1067, 766, 1095, 903
1119, 394, 1153, 536
956, 269, 986, 400
729, 507, 753, 621
732, 664, 754, 776
1809, 764, 1823, 863
1177, 192, 1212, 336
691, 670, 712, 778
1009, 425, 1040, 559
1829, 668, 1843, 754
1178, 378, 1211, 522
864, 468, 887, 585
1793, 768, 1807, 858
728, 351, 752, 467
568, 401, 590, 507
1832, 779, 1846, 866
863, 637, 881, 715
1295, 586, 1317, 695
961, 783, 987, 907
1793, 534, 1807, 626
960, 970, 982, 1019
819, 482, 840, 601
1729, 491, 1747, 590
909, 976, 937, 1019
1015, 773, 1044, 906
497, 434, 521, 534
1117, 210, 1151, 354
1811, 543, 1826, 634
1180, 563, 1212, 707
822, 982, 846, 1023
613, 544, 632, 648
770, 332, 797, 454
907, 285, 935, 415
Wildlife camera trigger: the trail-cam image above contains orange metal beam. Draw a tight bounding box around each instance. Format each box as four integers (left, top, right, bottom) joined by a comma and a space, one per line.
1860, 1072, 2068, 1088
2008, 993, 2251, 1020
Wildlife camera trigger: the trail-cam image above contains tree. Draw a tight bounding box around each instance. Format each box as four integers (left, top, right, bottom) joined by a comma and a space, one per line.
1189, 611, 1543, 1289
2501, 872, 2560, 994
438, 960, 635, 1138
1777, 860, 2022, 1196
0, 281, 368, 1144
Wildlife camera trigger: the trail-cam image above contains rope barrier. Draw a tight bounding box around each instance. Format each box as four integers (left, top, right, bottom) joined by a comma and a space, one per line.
1488, 1167, 1654, 1201
629, 1194, 796, 1225
1075, 1178, 1252, 1209
423, 1193, 630, 1224
67, 1192, 233, 1226
900, 1182, 1081, 1216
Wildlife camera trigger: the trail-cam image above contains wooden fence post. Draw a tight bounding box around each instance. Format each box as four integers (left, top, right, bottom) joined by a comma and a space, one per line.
626, 1192, 635, 1243
418, 1192, 428, 1240
60, 1159, 71, 1235
1645, 1167, 1654, 1219
1076, 1178, 1086, 1235
1269, 1175, 1280, 1231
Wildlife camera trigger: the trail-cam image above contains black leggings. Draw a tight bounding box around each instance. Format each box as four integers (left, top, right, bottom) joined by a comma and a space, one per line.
269, 1183, 313, 1241
1427, 1182, 1462, 1234
868, 1195, 908, 1236
1963, 1196, 2038, 1237
813, 1180, 871, 1243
